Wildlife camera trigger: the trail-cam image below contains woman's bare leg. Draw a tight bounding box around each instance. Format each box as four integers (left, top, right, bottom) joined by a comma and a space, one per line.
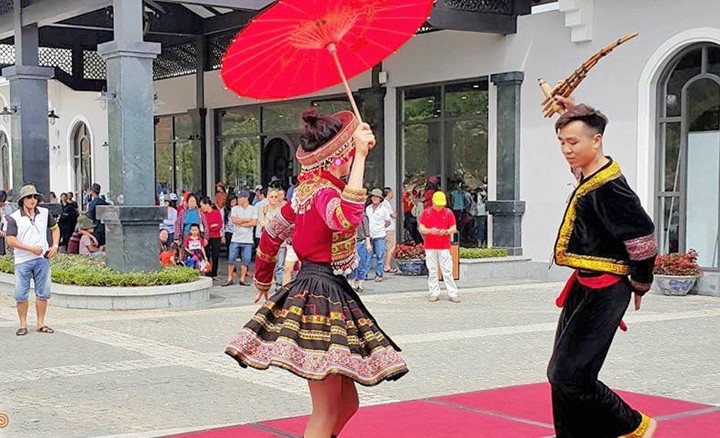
305, 376, 343, 438
332, 377, 359, 436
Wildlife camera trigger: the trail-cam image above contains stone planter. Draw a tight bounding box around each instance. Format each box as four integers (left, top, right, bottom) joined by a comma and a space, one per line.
0, 273, 212, 309
395, 259, 427, 276
654, 274, 698, 296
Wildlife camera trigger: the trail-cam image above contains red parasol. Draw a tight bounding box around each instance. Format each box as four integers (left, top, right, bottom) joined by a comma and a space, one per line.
221, 0, 435, 121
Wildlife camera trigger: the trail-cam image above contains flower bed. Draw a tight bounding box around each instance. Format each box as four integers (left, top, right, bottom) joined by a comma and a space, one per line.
0, 254, 200, 287
459, 247, 508, 259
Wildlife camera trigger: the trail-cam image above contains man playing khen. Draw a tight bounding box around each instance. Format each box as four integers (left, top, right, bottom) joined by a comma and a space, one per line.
548, 100, 658, 438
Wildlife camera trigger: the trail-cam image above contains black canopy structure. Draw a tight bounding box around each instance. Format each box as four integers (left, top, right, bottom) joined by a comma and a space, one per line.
0, 0, 536, 92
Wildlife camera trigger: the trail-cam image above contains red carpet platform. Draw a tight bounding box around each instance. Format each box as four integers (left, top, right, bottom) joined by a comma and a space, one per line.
171, 383, 720, 437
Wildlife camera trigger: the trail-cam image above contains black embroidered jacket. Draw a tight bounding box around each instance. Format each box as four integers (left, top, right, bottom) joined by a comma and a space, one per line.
554, 159, 658, 294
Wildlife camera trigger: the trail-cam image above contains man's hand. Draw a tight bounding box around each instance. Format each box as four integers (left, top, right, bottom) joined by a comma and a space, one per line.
554, 95, 576, 112
47, 246, 58, 259
634, 294, 643, 311
30, 246, 44, 256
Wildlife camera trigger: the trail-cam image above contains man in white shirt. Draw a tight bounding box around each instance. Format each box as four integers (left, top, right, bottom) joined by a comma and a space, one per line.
223, 191, 258, 287
366, 189, 391, 282
5, 185, 60, 336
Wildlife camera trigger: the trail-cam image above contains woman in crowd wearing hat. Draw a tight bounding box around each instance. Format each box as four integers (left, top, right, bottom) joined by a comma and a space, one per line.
226, 108, 408, 438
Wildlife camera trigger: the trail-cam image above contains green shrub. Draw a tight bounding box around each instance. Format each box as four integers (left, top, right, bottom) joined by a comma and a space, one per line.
0, 254, 200, 287
459, 247, 508, 259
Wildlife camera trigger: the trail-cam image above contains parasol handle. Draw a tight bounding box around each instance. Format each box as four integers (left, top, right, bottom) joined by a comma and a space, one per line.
327, 43, 363, 123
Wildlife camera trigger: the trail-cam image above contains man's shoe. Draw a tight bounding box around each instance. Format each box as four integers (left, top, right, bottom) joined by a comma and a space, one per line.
449, 296, 461, 303
221, 280, 234, 287
428, 295, 440, 302
375, 276, 383, 283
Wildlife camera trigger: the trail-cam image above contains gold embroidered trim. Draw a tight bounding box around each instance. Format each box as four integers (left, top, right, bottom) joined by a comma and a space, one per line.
554, 161, 631, 275
341, 186, 368, 203
620, 414, 651, 438
292, 174, 340, 215
256, 248, 277, 264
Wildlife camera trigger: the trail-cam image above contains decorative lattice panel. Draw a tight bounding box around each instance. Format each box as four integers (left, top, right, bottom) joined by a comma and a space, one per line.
83, 50, 106, 80
153, 40, 198, 80
444, 0, 514, 14
39, 47, 72, 75
0, 0, 33, 16
208, 31, 235, 70
0, 44, 14, 65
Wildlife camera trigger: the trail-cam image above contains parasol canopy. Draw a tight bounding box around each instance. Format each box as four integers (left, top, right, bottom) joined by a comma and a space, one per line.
221, 0, 435, 120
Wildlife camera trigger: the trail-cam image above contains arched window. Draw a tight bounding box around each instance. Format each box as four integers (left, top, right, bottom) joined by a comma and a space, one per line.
657, 43, 720, 268
72, 122, 93, 207
0, 132, 9, 190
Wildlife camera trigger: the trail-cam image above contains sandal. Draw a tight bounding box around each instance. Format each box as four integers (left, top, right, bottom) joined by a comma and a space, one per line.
16, 327, 28, 336
36, 326, 55, 334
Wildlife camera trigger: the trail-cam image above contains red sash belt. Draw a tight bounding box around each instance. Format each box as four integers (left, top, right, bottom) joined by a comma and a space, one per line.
556, 271, 628, 332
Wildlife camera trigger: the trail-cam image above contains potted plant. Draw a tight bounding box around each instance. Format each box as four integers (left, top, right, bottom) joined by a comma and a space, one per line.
653, 249, 702, 296
393, 243, 427, 276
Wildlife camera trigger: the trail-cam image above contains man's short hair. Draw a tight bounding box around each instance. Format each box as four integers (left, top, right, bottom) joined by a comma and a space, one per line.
555, 104, 609, 135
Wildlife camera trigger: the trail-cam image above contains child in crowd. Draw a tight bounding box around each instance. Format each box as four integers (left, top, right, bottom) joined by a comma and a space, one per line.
183, 224, 209, 273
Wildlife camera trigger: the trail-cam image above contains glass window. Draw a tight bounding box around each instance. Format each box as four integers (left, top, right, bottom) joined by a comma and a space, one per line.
445, 82, 489, 119
174, 114, 194, 141
403, 86, 441, 122
220, 136, 261, 191
709, 46, 720, 77
154, 114, 204, 195
0, 132, 9, 190
665, 48, 702, 117
175, 139, 202, 193
219, 107, 260, 136
660, 122, 681, 192
155, 142, 174, 193
446, 119, 488, 190
262, 103, 308, 133
657, 43, 720, 270
312, 99, 351, 115
403, 123, 442, 184
657, 196, 680, 254
155, 116, 173, 143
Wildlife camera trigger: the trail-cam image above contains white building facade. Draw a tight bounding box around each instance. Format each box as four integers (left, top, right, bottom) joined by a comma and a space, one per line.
2, 0, 719, 269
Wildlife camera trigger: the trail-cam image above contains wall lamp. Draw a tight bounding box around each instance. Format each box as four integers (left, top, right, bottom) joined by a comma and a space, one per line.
96, 89, 117, 110
51, 145, 61, 152
101, 141, 109, 148
48, 109, 60, 126
0, 106, 18, 122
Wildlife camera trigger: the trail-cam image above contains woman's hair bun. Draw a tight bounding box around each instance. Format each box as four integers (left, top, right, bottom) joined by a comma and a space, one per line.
301, 108, 320, 125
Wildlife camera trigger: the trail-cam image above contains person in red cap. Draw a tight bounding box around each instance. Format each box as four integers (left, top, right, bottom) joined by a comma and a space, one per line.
419, 190, 459, 303
225, 108, 407, 438
548, 97, 658, 437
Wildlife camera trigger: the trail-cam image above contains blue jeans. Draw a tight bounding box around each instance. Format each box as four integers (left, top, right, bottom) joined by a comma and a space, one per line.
275, 247, 286, 287
228, 242, 253, 266
370, 237, 386, 279
476, 216, 487, 244
15, 258, 51, 302
349, 241, 370, 281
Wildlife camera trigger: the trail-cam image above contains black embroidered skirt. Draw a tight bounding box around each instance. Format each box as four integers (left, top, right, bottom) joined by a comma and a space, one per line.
225, 261, 408, 386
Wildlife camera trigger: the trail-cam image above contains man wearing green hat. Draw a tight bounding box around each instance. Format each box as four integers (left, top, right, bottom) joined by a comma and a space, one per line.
5, 185, 60, 336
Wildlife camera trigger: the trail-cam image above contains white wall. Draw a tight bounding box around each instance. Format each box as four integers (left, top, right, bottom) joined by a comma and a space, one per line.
378, 0, 720, 263
48, 81, 109, 196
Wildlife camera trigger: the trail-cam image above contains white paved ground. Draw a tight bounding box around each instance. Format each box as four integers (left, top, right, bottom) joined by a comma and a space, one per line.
0, 275, 719, 437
